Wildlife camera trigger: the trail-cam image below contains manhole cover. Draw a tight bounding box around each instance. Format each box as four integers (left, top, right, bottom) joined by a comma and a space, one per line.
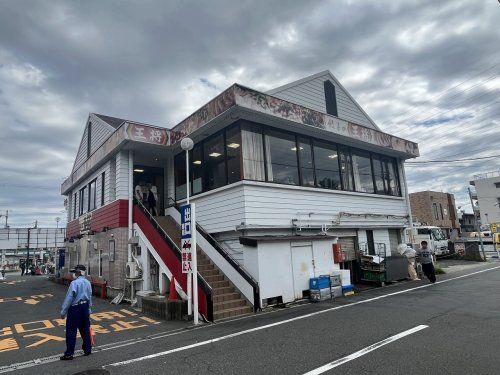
72, 370, 110, 375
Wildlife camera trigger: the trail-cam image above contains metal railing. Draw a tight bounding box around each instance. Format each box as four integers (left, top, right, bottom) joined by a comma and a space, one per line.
134, 198, 213, 319
168, 197, 260, 311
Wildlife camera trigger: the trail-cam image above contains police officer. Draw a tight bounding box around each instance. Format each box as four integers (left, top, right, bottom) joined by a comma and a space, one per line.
60, 265, 92, 360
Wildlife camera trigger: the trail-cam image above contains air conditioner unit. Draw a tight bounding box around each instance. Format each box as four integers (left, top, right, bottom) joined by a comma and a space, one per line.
126, 261, 141, 279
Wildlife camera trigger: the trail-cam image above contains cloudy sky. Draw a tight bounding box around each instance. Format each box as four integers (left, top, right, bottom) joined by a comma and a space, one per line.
0, 0, 499, 227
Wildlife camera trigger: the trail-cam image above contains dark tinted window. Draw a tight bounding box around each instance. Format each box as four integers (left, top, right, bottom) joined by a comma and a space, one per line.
226, 125, 242, 184
313, 141, 341, 190
204, 134, 226, 190
174, 151, 186, 200
191, 145, 203, 195
339, 147, 354, 191
264, 129, 299, 185
89, 179, 96, 211
298, 138, 315, 187
324, 81, 338, 116
351, 150, 374, 193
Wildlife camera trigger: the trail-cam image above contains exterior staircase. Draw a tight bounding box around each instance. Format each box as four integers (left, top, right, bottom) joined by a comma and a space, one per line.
155, 216, 253, 321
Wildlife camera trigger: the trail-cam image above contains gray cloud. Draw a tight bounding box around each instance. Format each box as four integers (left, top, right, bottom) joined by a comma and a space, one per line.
0, 0, 499, 226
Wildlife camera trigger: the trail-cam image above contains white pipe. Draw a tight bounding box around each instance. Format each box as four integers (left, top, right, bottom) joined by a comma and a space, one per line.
192, 202, 199, 325
185, 148, 192, 316
401, 160, 414, 244
128, 150, 133, 263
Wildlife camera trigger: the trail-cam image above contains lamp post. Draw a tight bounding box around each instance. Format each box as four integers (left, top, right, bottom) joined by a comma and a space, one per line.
180, 137, 198, 325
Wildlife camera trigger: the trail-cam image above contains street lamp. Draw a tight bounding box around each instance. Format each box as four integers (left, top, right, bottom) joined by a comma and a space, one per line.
180, 137, 198, 325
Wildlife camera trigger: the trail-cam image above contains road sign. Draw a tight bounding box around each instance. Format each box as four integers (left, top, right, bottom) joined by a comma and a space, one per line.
491, 223, 499, 233
455, 242, 466, 257
181, 204, 193, 274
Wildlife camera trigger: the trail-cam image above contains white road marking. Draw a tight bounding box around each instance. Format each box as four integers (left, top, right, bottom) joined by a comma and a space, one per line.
302, 325, 428, 374
107, 265, 500, 368
1, 264, 498, 373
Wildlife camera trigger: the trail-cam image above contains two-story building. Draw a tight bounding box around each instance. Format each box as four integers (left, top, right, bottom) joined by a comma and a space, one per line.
409, 191, 460, 238
61, 71, 419, 321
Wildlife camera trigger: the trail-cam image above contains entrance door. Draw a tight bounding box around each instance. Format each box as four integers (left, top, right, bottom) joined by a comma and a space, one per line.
388, 229, 402, 255
290, 242, 314, 299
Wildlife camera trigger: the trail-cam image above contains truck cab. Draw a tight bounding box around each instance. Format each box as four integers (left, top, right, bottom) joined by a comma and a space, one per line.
411, 226, 449, 256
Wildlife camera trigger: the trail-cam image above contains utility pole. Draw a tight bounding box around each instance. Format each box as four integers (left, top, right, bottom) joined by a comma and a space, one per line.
0, 210, 8, 228
468, 188, 486, 260
26, 220, 37, 270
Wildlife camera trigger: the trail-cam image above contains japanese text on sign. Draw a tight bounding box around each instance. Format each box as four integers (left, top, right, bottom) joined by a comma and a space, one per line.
181, 204, 193, 274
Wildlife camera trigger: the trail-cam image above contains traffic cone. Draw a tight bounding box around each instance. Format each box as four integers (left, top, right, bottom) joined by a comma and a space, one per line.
168, 276, 177, 301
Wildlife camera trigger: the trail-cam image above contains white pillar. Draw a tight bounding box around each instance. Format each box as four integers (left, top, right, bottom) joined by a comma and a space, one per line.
128, 150, 133, 263
192, 203, 198, 325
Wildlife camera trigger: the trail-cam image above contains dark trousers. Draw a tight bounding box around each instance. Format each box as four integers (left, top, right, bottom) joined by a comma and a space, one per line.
65, 303, 91, 356
422, 263, 436, 283
21, 268, 25, 276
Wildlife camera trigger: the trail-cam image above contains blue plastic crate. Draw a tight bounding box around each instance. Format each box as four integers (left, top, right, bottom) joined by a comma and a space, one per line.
342, 284, 354, 293
310, 276, 330, 290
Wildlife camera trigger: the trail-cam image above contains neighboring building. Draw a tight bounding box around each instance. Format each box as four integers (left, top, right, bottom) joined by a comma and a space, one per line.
457, 211, 475, 234
470, 171, 500, 227
0, 227, 66, 269
409, 191, 460, 238
61, 70, 419, 320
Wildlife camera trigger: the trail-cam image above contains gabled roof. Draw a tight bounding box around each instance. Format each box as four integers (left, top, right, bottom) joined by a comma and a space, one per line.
93, 113, 127, 129
267, 70, 380, 131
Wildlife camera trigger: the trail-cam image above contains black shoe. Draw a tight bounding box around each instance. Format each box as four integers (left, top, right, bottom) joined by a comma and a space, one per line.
60, 355, 73, 360
84, 352, 91, 356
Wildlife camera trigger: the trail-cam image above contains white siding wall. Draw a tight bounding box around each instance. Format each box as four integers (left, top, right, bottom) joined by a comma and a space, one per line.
73, 125, 88, 172
68, 161, 113, 221
373, 229, 391, 256
115, 151, 130, 199
214, 233, 244, 264
242, 182, 408, 228
72, 115, 114, 172
190, 184, 246, 233
268, 72, 377, 129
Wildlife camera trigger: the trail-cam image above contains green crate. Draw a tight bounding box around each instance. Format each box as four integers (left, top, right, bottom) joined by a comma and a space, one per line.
362, 270, 386, 282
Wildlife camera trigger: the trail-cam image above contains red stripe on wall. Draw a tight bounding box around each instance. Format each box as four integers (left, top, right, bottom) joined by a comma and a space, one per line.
65, 199, 129, 239
133, 205, 208, 318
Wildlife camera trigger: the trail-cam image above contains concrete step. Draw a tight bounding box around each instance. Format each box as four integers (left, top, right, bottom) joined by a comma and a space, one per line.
214, 298, 248, 311
198, 268, 219, 277
213, 305, 253, 321
212, 286, 234, 295
204, 274, 225, 283
209, 280, 230, 289
213, 292, 241, 303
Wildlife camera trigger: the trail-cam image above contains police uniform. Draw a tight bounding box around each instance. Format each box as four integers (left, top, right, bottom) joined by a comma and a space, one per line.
60, 265, 93, 360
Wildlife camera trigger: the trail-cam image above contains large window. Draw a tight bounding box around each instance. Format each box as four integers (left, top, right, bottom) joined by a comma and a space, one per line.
339, 147, 354, 191
174, 151, 187, 200
242, 124, 265, 181
89, 179, 97, 211
204, 133, 226, 190
174, 120, 402, 199
372, 155, 400, 196
79, 187, 88, 216
264, 129, 299, 185
226, 125, 242, 184
101, 172, 105, 206
191, 144, 203, 195
351, 150, 374, 193
313, 141, 340, 190
298, 138, 315, 187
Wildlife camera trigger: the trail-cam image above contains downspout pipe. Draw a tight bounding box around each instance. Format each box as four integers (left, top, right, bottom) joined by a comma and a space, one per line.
128, 150, 133, 263
401, 159, 414, 244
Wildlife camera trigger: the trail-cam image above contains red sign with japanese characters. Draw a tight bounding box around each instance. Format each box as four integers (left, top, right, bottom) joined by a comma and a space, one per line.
126, 123, 169, 145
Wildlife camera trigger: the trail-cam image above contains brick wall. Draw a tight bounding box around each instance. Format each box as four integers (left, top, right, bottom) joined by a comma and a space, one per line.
410, 191, 460, 230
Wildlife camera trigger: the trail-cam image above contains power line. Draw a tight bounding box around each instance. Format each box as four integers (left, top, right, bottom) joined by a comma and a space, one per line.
391, 61, 500, 121
407, 154, 500, 164
401, 73, 498, 124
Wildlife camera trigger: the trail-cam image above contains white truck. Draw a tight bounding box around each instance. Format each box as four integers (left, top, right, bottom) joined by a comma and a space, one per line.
409, 226, 449, 256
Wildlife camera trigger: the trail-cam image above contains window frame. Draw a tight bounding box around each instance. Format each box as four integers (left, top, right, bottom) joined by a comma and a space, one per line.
88, 178, 97, 212
101, 172, 105, 207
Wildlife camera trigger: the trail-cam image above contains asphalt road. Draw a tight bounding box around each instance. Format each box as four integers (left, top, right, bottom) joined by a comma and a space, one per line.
2, 260, 500, 375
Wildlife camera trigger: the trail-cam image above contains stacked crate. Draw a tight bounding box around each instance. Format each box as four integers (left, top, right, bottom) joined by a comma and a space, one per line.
309, 276, 331, 302
330, 274, 343, 298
